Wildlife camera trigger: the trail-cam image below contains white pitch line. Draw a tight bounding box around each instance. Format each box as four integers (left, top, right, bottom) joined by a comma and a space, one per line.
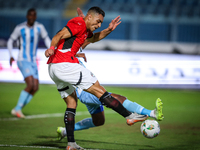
0, 110, 115, 121
0, 144, 104, 150
0, 144, 59, 149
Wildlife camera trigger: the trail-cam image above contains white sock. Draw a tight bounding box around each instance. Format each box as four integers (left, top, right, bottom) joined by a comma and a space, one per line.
150, 110, 155, 118
125, 113, 135, 119
63, 129, 67, 136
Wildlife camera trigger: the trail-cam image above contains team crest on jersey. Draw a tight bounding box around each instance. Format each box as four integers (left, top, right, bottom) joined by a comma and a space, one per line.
90, 72, 95, 77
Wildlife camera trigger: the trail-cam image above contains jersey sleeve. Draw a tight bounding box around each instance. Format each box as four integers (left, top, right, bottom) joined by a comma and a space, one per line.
10, 26, 20, 40
65, 18, 84, 36
39, 24, 48, 39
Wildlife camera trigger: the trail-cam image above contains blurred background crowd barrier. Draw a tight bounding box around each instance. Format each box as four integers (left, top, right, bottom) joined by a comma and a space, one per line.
0, 0, 200, 54
0, 0, 200, 88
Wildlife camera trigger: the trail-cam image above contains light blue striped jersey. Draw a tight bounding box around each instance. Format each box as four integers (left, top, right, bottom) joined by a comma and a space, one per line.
9, 21, 49, 62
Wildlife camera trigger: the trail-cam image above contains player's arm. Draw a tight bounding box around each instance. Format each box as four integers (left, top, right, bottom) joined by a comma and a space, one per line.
75, 53, 87, 62
43, 36, 51, 49
7, 26, 20, 66
82, 39, 91, 49
45, 27, 72, 57
40, 24, 51, 48
7, 38, 15, 66
87, 16, 121, 43
77, 7, 84, 18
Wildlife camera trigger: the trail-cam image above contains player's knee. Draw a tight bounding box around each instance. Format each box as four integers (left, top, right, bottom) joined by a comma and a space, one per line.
111, 93, 127, 104
93, 118, 105, 126
118, 95, 127, 101
26, 83, 34, 92
33, 85, 39, 93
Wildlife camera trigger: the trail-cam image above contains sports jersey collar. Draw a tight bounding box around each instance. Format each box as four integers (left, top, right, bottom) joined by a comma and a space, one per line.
26, 21, 35, 28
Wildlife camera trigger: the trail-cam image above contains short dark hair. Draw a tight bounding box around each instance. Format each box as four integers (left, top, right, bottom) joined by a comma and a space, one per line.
88, 6, 105, 17
27, 8, 36, 15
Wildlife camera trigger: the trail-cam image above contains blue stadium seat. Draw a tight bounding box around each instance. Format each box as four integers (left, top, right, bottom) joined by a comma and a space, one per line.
115, 0, 128, 4
94, 21, 130, 40
138, 22, 171, 41
83, 0, 102, 10
126, 0, 138, 5
162, 0, 174, 6
193, 6, 200, 17
179, 0, 198, 6
0, 0, 200, 43
138, 0, 151, 5
178, 24, 200, 42
109, 3, 122, 12
119, 4, 135, 13
0, 0, 66, 11
178, 6, 194, 18
106, 0, 116, 4
149, 0, 160, 5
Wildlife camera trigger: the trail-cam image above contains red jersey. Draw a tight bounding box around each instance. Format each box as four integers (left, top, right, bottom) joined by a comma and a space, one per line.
47, 17, 93, 64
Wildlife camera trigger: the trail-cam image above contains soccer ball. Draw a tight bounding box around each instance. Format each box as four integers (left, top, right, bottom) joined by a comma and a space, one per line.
140, 119, 160, 138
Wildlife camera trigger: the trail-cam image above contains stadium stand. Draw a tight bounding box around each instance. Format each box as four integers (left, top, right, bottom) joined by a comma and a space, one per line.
0, 0, 200, 54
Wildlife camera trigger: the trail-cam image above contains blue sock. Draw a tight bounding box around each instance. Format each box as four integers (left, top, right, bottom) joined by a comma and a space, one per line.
122, 99, 152, 116
15, 90, 29, 111
122, 99, 144, 114
141, 108, 152, 117
23, 94, 33, 106
74, 118, 95, 131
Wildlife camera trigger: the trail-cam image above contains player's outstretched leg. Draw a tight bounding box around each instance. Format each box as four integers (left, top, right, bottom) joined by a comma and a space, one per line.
121, 97, 164, 121
126, 113, 148, 126
99, 91, 148, 126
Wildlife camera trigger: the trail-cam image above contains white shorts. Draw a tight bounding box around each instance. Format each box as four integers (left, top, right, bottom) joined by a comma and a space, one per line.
48, 62, 97, 98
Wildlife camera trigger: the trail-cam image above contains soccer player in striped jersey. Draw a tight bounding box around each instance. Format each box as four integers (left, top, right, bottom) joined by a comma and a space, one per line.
7, 8, 51, 118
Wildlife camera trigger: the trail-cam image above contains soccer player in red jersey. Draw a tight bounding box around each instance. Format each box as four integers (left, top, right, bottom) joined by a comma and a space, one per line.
45, 7, 148, 150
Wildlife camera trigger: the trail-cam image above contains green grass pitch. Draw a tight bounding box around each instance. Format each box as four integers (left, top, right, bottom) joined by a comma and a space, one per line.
0, 82, 200, 150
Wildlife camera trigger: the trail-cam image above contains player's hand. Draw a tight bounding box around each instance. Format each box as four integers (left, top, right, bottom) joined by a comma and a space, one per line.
77, 7, 85, 18
45, 49, 54, 58
9, 57, 15, 67
75, 53, 87, 62
108, 16, 121, 31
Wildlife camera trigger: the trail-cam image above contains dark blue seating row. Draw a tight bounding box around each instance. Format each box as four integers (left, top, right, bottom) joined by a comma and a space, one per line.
83, 0, 200, 17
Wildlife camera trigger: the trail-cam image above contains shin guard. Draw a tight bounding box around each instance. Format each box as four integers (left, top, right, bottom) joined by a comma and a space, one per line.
64, 108, 76, 142
99, 91, 131, 118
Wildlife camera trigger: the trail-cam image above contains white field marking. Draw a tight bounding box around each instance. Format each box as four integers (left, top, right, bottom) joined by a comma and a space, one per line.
0, 144, 104, 150
0, 144, 59, 149
0, 110, 115, 121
